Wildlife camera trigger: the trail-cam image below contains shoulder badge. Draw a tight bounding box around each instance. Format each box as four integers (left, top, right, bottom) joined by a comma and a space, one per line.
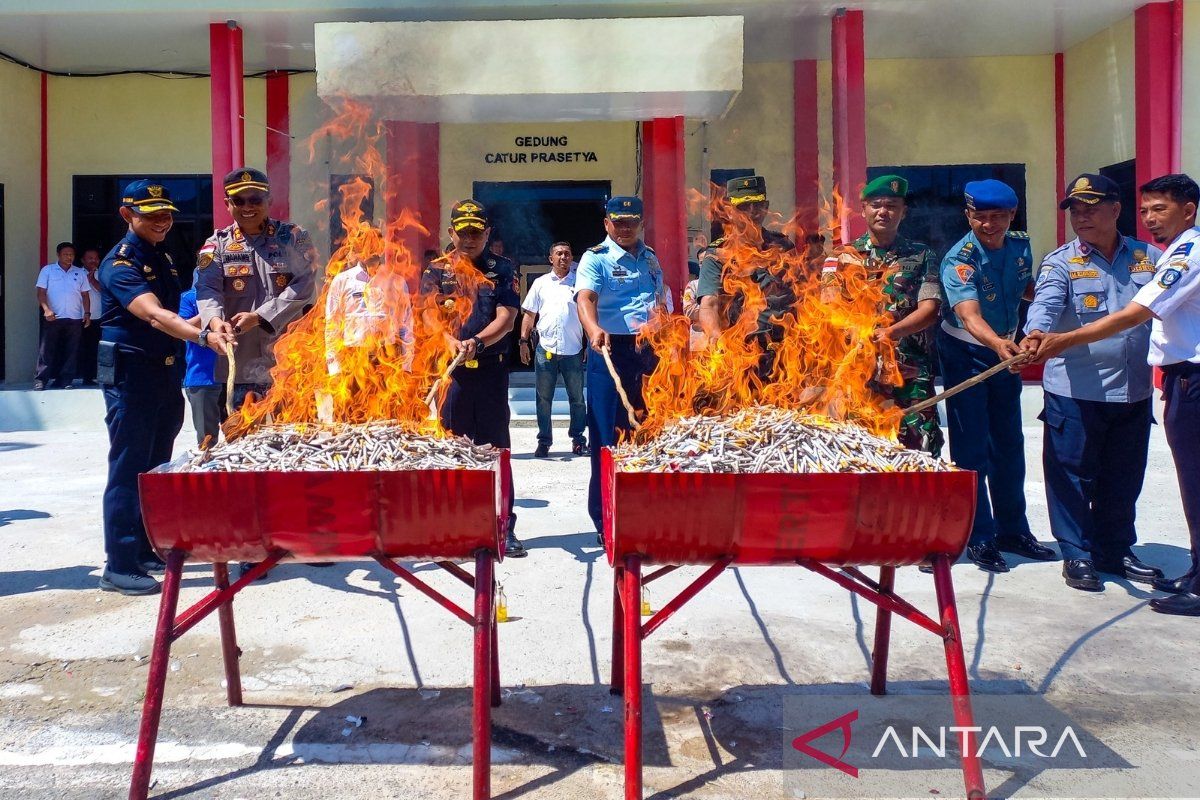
588, 244, 608, 254
954, 241, 977, 263
112, 259, 133, 268
1171, 241, 1194, 258
954, 263, 975, 284
117, 243, 131, 258
1007, 230, 1030, 240
1158, 267, 1183, 289
1067, 255, 1089, 265
710, 237, 726, 249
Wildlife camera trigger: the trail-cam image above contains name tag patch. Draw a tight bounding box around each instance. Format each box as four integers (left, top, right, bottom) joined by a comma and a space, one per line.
1069, 269, 1100, 279
1131, 262, 1156, 274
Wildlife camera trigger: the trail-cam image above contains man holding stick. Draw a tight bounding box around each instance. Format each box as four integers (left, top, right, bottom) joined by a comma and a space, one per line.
938, 179, 1054, 572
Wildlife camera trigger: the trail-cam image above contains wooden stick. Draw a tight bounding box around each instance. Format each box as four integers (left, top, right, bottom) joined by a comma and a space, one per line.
601, 345, 642, 430
224, 341, 236, 416
905, 352, 1029, 415
425, 349, 469, 412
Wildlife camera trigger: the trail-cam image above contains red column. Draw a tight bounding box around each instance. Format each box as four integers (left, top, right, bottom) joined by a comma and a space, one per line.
831, 8, 867, 244
209, 22, 245, 228
1134, 1, 1183, 241
641, 117, 687, 303
793, 60, 821, 237
1054, 52, 1067, 246
385, 121, 441, 260
265, 71, 290, 221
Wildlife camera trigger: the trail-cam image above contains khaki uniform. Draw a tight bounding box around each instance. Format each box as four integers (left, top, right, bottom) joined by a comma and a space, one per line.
195, 219, 318, 385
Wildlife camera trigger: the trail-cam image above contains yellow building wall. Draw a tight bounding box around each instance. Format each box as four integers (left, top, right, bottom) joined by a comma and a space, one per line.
0, 61, 43, 382
865, 55, 1058, 258
1063, 15, 1135, 181
1183, 1, 1200, 176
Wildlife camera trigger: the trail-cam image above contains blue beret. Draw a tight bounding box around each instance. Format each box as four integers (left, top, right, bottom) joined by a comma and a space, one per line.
606, 196, 643, 219
964, 179, 1018, 211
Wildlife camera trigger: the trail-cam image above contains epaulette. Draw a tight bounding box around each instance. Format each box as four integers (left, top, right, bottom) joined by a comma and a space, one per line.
709, 237, 726, 249
952, 241, 979, 264
111, 259, 133, 268
431, 254, 453, 266
117, 243, 131, 258
643, 244, 656, 254
1007, 230, 1030, 240
588, 244, 608, 254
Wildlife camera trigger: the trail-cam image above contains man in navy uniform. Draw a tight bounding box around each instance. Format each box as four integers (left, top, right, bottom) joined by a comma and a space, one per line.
422, 200, 526, 557
576, 196, 667, 539
196, 168, 317, 411
1024, 174, 1165, 591
96, 181, 234, 594
1031, 174, 1200, 616
939, 179, 1055, 572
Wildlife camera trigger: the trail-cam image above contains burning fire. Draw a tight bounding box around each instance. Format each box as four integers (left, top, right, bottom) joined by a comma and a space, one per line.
226, 100, 902, 447
224, 100, 494, 439
632, 186, 903, 442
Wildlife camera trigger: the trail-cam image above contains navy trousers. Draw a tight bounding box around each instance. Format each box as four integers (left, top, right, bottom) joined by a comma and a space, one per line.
441, 359, 516, 533
586, 337, 656, 531
1163, 363, 1200, 592
102, 356, 184, 573
1041, 391, 1151, 561
938, 331, 1032, 546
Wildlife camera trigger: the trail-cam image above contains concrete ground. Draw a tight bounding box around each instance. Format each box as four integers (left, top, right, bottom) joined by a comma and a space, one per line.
1, 386, 1198, 799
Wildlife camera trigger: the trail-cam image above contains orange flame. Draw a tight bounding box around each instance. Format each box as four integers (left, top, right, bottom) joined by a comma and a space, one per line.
224, 100, 492, 439
632, 184, 903, 442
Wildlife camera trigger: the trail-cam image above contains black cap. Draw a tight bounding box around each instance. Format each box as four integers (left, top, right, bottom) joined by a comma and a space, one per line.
450, 199, 488, 231
726, 175, 767, 205
1059, 174, 1120, 209
223, 168, 269, 197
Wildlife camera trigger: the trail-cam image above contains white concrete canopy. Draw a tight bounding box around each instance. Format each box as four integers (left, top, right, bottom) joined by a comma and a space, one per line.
314, 17, 743, 122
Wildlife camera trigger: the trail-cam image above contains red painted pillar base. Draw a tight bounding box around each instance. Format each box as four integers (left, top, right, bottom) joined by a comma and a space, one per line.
209, 22, 245, 228
386, 121, 441, 262
831, 8, 867, 244
641, 117, 688, 304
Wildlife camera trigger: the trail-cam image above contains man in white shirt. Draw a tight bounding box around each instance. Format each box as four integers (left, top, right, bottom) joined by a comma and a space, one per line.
1029, 173, 1200, 616
520, 241, 588, 457
324, 252, 413, 377
79, 247, 104, 385
34, 241, 90, 390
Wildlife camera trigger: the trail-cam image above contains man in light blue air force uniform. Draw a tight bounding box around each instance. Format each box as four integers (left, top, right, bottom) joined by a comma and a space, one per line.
1024, 173, 1166, 592
939, 179, 1056, 573
576, 196, 667, 541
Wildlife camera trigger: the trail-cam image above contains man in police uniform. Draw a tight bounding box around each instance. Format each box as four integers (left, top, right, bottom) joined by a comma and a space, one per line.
1023, 174, 1165, 591
96, 181, 234, 594
823, 175, 943, 455
577, 196, 667, 537
939, 179, 1055, 572
421, 200, 525, 557
696, 175, 795, 375
1031, 173, 1200, 615
196, 168, 317, 410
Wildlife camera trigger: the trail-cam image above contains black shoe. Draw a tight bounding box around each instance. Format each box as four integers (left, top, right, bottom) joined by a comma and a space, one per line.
505, 533, 527, 558
99, 569, 161, 596
1149, 592, 1200, 617
572, 441, 590, 456
966, 542, 1010, 573
139, 556, 167, 575
995, 532, 1056, 561
1153, 572, 1195, 595
1062, 559, 1103, 591
81, 379, 98, 386
59, 383, 74, 390
33, 380, 45, 391
534, 443, 550, 458
1093, 554, 1165, 585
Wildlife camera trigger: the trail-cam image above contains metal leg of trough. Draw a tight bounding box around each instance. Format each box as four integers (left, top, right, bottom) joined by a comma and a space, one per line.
490, 570, 502, 708
472, 549, 494, 800
129, 549, 185, 800
610, 564, 625, 696
932, 554, 987, 800
622, 555, 643, 800
869, 565, 896, 696
213, 563, 243, 707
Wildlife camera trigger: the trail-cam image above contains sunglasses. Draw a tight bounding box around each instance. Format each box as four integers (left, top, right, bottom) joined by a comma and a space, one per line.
229, 194, 266, 207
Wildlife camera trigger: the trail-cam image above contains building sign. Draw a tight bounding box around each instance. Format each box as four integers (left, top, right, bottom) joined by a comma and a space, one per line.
484, 135, 598, 164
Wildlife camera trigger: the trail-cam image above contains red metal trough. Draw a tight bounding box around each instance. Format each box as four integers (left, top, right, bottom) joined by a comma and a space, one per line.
600, 447, 987, 799
129, 451, 510, 800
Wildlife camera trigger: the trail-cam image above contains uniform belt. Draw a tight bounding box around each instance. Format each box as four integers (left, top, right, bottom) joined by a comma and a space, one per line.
1161, 360, 1200, 376
608, 334, 638, 344
108, 342, 179, 367
940, 320, 1016, 347
460, 352, 505, 369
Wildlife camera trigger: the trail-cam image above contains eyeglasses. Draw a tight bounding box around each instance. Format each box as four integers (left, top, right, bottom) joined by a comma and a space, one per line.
229, 194, 266, 207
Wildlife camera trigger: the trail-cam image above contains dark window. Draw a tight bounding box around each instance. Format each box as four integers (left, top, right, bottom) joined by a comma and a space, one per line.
866, 164, 1028, 258
472, 180, 611, 268
72, 175, 213, 290
329, 175, 376, 254
1099, 159, 1137, 237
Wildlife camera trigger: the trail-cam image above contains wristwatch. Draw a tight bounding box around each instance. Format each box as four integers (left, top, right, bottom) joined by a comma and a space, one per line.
471, 335, 485, 352
519, 338, 531, 345
198, 328, 211, 346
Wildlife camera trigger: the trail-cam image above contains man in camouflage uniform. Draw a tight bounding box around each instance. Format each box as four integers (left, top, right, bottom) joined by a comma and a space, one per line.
822, 174, 944, 456
696, 175, 796, 375
197, 168, 318, 410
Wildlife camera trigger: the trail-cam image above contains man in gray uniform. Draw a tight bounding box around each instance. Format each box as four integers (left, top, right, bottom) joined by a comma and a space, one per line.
197, 168, 317, 410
